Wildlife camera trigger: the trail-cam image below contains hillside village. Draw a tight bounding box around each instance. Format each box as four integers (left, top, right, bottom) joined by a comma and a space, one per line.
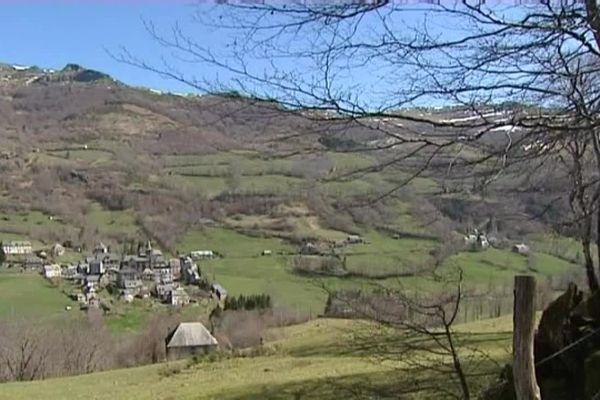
1, 239, 226, 310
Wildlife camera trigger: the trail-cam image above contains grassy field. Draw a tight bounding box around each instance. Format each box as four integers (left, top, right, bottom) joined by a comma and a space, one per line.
440, 247, 577, 288
0, 316, 513, 400
84, 203, 139, 237
173, 226, 579, 315
0, 272, 75, 319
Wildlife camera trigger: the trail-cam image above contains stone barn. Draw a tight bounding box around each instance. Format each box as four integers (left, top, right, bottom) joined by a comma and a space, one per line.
165, 322, 218, 360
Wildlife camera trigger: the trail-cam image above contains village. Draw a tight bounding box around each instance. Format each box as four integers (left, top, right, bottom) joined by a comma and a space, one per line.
0, 229, 533, 312
0, 239, 228, 311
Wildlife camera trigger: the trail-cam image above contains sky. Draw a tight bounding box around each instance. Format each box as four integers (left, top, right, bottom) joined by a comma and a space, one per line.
0, 1, 527, 106
0, 2, 226, 93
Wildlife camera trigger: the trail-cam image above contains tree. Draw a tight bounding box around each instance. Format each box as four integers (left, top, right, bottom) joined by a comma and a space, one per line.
225, 160, 242, 193
117, 1, 600, 292
321, 270, 494, 399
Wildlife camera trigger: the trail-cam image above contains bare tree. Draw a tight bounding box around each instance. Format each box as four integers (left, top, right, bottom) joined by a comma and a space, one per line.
323, 270, 499, 399
0, 320, 50, 382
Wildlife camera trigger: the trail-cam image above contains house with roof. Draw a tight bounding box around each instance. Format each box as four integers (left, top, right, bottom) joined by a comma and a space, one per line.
165, 322, 218, 360
2, 240, 32, 255
190, 250, 215, 260
116, 267, 142, 297
43, 264, 61, 279
170, 287, 190, 306
180, 256, 200, 285
24, 255, 44, 269
211, 283, 227, 301
155, 283, 176, 302
50, 243, 65, 257
513, 243, 530, 255
346, 235, 364, 244
154, 264, 174, 284
89, 259, 105, 275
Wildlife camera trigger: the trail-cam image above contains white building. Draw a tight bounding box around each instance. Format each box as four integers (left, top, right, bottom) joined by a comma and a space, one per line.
43, 264, 62, 279
2, 240, 33, 255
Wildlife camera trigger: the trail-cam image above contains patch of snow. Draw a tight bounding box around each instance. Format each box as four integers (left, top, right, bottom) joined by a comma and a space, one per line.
489, 125, 522, 133
12, 65, 31, 71
149, 88, 163, 95
440, 112, 504, 124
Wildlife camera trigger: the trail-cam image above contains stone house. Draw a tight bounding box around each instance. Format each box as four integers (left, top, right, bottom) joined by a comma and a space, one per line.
211, 283, 227, 301
165, 322, 217, 360
50, 243, 65, 257
170, 287, 190, 306
180, 256, 200, 285
513, 243, 530, 255
43, 264, 61, 279
156, 283, 176, 302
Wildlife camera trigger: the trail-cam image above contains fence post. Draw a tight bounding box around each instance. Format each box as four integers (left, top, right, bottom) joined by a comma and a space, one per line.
513, 275, 541, 400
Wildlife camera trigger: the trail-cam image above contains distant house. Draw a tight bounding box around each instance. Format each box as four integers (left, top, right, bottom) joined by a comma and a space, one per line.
190, 250, 215, 260
180, 257, 200, 285
117, 268, 142, 297
156, 283, 176, 302
464, 230, 490, 249
169, 258, 181, 281
122, 255, 149, 272
170, 287, 190, 306
2, 240, 32, 255
346, 235, 364, 244
50, 243, 65, 257
333, 240, 346, 248
142, 268, 155, 281
298, 242, 318, 255
513, 243, 530, 256
211, 283, 227, 301
89, 259, 105, 275
154, 265, 174, 284
93, 242, 108, 255
43, 264, 61, 279
165, 322, 218, 360
24, 255, 44, 269
62, 265, 78, 280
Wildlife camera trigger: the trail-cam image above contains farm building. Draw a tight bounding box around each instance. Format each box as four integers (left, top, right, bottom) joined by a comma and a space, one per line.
190, 250, 215, 260
165, 322, 218, 360
513, 243, 530, 255
298, 242, 318, 255
50, 243, 65, 257
346, 235, 364, 244
169, 287, 191, 306
211, 283, 227, 301
43, 264, 61, 279
2, 240, 32, 255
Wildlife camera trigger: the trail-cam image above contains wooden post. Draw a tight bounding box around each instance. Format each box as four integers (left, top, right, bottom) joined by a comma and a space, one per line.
513, 275, 541, 400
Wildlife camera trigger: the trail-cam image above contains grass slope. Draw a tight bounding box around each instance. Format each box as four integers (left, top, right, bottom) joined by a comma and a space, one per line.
0, 272, 75, 319
0, 317, 513, 400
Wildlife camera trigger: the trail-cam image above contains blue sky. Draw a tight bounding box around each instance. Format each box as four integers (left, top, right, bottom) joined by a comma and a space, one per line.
0, 2, 224, 93
0, 2, 525, 107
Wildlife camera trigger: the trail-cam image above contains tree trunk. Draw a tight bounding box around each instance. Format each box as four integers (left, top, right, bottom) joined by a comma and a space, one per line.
513, 275, 541, 400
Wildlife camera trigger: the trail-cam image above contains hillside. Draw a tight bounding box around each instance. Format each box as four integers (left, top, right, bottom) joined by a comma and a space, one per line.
0, 317, 514, 400
0, 62, 582, 320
